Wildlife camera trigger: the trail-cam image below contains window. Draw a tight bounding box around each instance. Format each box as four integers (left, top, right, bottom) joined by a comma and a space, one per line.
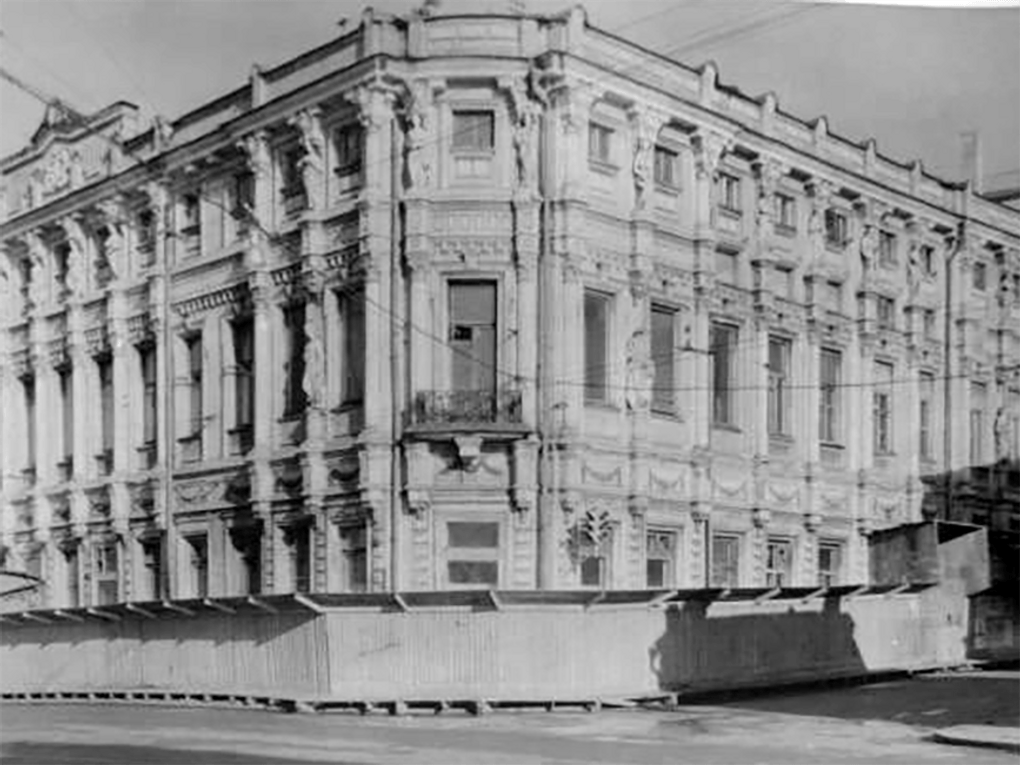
452, 111, 495, 153
970, 382, 987, 465
825, 281, 843, 313
282, 304, 307, 418
98, 357, 114, 475
920, 244, 935, 276
651, 305, 676, 414
446, 521, 499, 587
919, 372, 934, 462
284, 524, 311, 593
230, 527, 261, 596
140, 537, 164, 601
1011, 389, 1020, 462
876, 296, 895, 330
584, 291, 610, 404
776, 267, 795, 300
819, 349, 842, 444
817, 542, 842, 588
232, 320, 254, 452
54, 242, 71, 293
95, 541, 119, 605
588, 122, 613, 164
923, 309, 937, 341
718, 173, 742, 213
231, 171, 255, 227
768, 336, 792, 436
653, 146, 678, 188
340, 290, 365, 405
824, 209, 847, 247
878, 231, 897, 267
714, 249, 739, 284
580, 539, 610, 588
711, 323, 738, 426
64, 546, 79, 608
646, 530, 677, 588
710, 534, 740, 588
186, 335, 203, 437
765, 538, 793, 587
186, 534, 208, 599
775, 194, 796, 232
140, 345, 157, 467
280, 145, 305, 198
59, 367, 73, 475
182, 193, 200, 231
873, 361, 894, 455
333, 123, 363, 173
449, 282, 496, 395
973, 261, 987, 291
340, 525, 368, 593
23, 375, 36, 479
137, 209, 156, 258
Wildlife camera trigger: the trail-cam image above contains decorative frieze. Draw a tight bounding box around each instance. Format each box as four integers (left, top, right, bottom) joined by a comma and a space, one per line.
172, 283, 248, 318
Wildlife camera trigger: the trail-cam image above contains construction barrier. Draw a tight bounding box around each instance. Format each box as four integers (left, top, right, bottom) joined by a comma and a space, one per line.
0, 585, 956, 705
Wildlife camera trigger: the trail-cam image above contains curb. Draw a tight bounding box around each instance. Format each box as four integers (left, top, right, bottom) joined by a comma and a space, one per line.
931, 727, 1020, 754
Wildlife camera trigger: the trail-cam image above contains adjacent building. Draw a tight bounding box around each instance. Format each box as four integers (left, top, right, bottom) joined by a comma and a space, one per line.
2, 5, 1018, 609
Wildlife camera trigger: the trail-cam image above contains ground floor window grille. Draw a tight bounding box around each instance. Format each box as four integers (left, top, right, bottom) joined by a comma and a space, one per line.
340, 524, 368, 593
94, 541, 119, 605
817, 542, 842, 588
185, 534, 209, 599
283, 524, 312, 593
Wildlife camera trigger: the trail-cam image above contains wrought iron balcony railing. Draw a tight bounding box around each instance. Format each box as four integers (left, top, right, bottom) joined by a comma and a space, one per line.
410, 389, 524, 432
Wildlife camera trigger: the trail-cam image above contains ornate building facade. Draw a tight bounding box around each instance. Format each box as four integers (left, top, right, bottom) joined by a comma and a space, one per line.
2, 6, 1018, 607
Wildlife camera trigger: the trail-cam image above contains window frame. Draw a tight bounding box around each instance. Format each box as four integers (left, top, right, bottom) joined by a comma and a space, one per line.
653, 145, 679, 189
873, 360, 895, 456
587, 121, 614, 166
767, 335, 793, 437
817, 541, 843, 588
451, 110, 496, 154
876, 295, 896, 330
878, 230, 898, 268
282, 303, 308, 419
717, 172, 743, 215
650, 304, 677, 415
765, 537, 794, 588
819, 348, 842, 445
711, 322, 739, 428
443, 518, 502, 589
775, 193, 797, 234
645, 528, 678, 589
824, 208, 848, 248
710, 533, 741, 588
584, 290, 612, 406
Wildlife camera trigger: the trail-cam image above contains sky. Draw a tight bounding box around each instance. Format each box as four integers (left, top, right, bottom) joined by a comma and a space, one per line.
0, 0, 1018, 191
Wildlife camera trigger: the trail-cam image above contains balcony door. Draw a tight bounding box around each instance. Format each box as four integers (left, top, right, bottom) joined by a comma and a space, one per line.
449, 281, 496, 404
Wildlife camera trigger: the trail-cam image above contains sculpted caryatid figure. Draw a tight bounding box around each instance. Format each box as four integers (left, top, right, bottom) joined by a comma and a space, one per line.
403, 80, 433, 191
859, 222, 878, 274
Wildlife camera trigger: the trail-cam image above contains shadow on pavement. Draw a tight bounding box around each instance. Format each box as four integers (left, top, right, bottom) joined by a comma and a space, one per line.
711, 674, 1020, 729
0, 741, 353, 765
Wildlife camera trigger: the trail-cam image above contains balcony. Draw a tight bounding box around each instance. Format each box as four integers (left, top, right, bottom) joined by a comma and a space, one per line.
228, 425, 254, 456
137, 441, 158, 470
407, 389, 527, 438
56, 457, 74, 483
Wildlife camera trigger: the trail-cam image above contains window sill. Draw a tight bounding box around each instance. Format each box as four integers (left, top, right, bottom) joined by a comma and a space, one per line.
278, 413, 305, 424
775, 223, 797, 237
717, 205, 743, 219
712, 422, 742, 433
768, 433, 794, 444
331, 400, 364, 413
819, 442, 845, 450
584, 400, 620, 413
654, 182, 681, 197
588, 158, 620, 176
825, 241, 848, 253
651, 407, 681, 421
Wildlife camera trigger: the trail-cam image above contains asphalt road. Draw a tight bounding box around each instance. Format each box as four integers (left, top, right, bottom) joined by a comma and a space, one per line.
1, 672, 1016, 764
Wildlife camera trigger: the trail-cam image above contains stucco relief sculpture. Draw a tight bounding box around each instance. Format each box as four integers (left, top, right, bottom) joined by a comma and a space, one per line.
507, 73, 544, 195
630, 111, 661, 209
401, 80, 434, 191
859, 222, 877, 274
302, 292, 326, 410
625, 328, 654, 412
